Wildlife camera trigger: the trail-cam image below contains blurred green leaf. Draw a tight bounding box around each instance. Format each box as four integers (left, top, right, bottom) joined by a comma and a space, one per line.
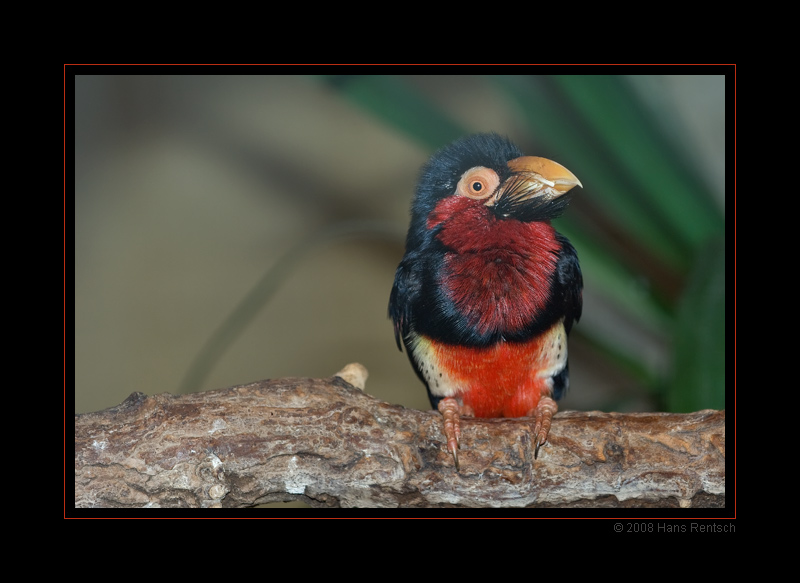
552, 75, 724, 256
557, 221, 672, 334
315, 75, 465, 148
668, 236, 726, 411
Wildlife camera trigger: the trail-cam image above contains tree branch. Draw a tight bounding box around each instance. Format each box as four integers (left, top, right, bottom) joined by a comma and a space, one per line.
74, 363, 725, 508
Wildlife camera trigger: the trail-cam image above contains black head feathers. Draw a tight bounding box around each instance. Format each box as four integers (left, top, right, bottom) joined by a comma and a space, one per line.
405, 133, 523, 250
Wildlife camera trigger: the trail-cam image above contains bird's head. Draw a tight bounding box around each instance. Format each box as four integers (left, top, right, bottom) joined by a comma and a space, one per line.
406, 133, 581, 250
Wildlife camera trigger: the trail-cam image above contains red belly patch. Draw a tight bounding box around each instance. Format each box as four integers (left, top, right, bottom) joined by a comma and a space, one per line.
411, 322, 566, 419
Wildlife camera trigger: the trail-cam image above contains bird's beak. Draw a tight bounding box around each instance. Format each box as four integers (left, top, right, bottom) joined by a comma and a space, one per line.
510, 156, 582, 194
490, 156, 582, 207
486, 156, 581, 220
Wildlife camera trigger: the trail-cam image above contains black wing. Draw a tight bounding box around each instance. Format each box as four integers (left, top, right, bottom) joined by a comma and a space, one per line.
388, 251, 422, 352
553, 233, 583, 335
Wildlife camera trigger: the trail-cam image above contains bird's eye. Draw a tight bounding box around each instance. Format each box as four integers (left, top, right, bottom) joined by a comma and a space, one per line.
456, 167, 499, 200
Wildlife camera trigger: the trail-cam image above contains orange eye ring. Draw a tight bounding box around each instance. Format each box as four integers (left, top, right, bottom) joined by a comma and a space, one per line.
456, 166, 499, 200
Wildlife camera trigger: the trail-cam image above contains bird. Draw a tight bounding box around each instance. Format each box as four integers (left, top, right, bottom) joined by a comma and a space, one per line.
389, 133, 583, 469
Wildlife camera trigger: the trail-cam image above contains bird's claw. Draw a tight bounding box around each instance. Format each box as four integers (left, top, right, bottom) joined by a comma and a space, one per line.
530, 397, 558, 459
438, 398, 473, 470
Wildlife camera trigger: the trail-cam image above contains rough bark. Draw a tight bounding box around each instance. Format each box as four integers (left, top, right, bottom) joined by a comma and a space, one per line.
74, 363, 725, 509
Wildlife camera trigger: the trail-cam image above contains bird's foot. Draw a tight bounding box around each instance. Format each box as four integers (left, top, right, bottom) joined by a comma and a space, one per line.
528, 397, 558, 459
437, 398, 474, 470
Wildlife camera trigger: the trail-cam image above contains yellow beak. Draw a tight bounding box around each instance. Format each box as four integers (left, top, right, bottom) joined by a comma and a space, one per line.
504, 156, 582, 200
